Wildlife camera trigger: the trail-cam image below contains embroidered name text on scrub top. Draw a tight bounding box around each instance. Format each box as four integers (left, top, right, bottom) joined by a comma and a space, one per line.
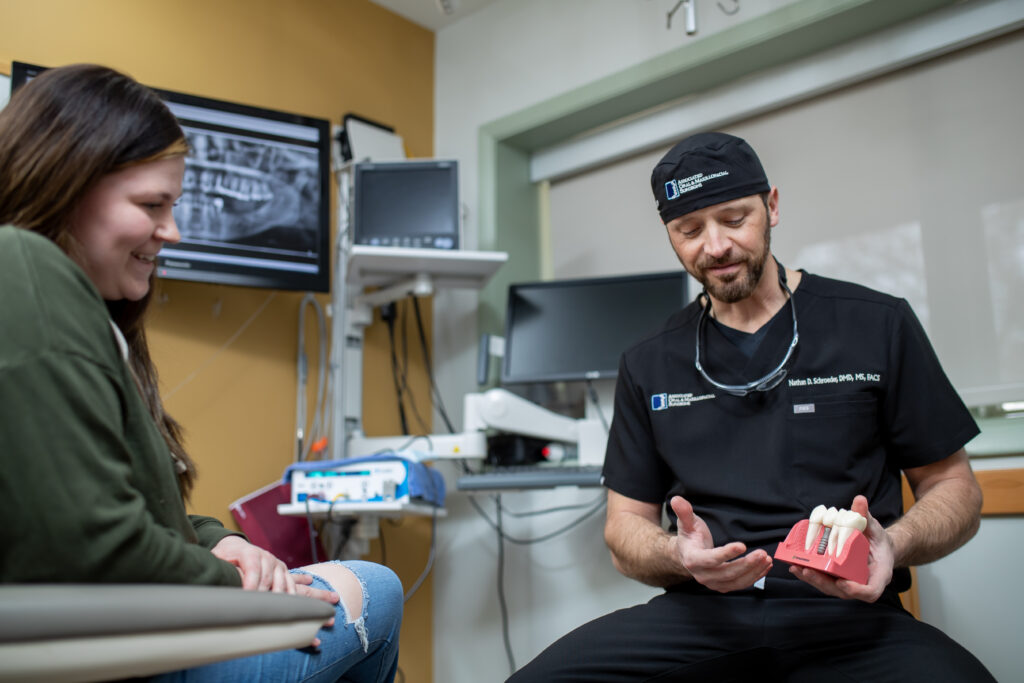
787, 372, 882, 387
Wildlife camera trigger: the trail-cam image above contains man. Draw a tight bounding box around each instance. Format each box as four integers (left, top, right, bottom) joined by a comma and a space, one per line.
508, 132, 994, 682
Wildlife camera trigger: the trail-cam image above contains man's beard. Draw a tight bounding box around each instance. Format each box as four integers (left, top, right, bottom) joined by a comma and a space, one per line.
692, 216, 771, 304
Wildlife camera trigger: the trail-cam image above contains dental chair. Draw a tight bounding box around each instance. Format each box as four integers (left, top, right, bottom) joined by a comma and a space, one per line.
0, 584, 334, 682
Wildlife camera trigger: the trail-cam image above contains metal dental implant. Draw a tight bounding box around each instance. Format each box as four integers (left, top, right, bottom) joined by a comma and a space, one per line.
816, 507, 839, 555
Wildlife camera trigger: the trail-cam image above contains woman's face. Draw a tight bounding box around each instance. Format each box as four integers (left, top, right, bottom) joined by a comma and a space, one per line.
70, 157, 184, 301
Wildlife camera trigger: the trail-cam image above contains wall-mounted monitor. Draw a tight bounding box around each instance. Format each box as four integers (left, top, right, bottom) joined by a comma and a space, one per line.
9, 61, 46, 89
9, 61, 332, 293
157, 91, 331, 292
501, 271, 689, 385
352, 160, 459, 250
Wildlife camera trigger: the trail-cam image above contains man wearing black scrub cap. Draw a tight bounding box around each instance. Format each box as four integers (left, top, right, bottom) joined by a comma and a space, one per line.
508, 132, 995, 682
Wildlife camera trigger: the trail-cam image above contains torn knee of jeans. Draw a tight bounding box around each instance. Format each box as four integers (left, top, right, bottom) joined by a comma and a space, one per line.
337, 562, 369, 652
345, 615, 369, 653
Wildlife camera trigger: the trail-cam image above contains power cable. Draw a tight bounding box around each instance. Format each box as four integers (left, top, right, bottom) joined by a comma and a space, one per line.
304, 497, 320, 564
393, 301, 432, 435
468, 494, 607, 545
377, 522, 389, 568
499, 497, 606, 518
402, 507, 438, 604
296, 293, 329, 461
470, 490, 607, 675
383, 303, 410, 435
495, 495, 516, 674
410, 296, 456, 433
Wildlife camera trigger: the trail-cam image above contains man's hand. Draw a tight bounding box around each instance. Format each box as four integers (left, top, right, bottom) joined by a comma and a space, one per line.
789, 495, 894, 602
670, 495, 772, 593
211, 535, 296, 594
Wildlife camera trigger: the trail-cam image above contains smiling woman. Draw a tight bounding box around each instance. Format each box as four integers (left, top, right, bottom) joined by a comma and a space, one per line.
0, 63, 200, 492
69, 156, 185, 301
0, 64, 402, 682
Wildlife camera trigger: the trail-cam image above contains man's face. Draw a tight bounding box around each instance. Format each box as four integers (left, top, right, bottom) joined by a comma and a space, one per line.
664, 189, 778, 304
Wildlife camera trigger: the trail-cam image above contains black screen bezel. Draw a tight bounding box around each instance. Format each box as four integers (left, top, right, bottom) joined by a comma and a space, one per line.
501, 271, 688, 385
352, 160, 460, 250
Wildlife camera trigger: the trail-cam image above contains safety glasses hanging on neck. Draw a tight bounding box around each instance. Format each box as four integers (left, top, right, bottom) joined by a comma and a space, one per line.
694, 259, 799, 397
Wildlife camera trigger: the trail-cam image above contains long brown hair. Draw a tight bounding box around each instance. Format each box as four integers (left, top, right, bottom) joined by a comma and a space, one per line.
0, 64, 198, 496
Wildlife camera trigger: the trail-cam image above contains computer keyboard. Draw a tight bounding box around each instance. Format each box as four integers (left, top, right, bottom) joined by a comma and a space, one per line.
456, 464, 604, 491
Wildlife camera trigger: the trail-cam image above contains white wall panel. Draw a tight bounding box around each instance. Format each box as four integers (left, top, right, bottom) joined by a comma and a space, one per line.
550, 30, 1024, 407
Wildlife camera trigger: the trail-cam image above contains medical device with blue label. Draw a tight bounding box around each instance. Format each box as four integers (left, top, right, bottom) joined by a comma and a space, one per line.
283, 454, 445, 507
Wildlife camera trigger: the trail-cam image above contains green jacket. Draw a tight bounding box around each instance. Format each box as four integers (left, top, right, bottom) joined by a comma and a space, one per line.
0, 226, 241, 586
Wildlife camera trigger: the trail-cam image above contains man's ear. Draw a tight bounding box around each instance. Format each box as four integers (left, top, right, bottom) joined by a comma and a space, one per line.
767, 186, 780, 228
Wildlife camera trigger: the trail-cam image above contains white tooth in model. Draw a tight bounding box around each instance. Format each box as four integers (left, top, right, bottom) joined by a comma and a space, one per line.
835, 510, 868, 556
831, 510, 854, 557
816, 507, 839, 554
805, 505, 828, 550
826, 508, 847, 556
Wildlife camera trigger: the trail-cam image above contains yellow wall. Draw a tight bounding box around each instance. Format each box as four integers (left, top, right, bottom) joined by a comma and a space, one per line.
1, 1, 437, 680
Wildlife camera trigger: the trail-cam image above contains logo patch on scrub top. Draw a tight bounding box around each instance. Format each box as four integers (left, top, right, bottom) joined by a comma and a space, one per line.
650, 392, 715, 411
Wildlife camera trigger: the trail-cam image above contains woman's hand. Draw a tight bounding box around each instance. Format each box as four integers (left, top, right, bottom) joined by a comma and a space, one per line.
211, 535, 296, 594
292, 572, 340, 607
293, 573, 339, 646
210, 538, 340, 649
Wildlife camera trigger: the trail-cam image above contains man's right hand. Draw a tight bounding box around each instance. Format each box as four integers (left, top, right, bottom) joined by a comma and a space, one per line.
670, 495, 772, 592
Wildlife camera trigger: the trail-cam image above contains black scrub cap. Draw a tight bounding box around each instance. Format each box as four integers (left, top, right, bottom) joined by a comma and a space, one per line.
651, 132, 771, 223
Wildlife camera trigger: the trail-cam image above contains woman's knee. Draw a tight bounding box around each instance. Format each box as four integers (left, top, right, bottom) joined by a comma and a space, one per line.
302, 561, 403, 626
303, 562, 365, 623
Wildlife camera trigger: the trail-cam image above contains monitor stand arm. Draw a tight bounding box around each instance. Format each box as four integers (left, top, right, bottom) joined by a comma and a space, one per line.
463, 388, 579, 444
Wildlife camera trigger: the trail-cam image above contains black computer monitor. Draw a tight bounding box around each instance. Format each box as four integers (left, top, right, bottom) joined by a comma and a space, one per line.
9, 61, 46, 89
157, 90, 331, 292
352, 160, 459, 250
501, 271, 688, 385
9, 61, 332, 293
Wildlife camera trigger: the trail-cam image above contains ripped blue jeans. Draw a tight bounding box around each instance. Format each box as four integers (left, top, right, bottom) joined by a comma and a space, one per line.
151, 561, 402, 683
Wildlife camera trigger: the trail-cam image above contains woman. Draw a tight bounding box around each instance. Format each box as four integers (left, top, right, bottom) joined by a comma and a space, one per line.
0, 64, 402, 682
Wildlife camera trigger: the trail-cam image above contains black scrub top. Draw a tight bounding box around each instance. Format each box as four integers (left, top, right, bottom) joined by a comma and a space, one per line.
602, 272, 978, 588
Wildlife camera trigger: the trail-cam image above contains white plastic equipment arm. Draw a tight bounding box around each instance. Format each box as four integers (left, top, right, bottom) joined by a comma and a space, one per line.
463, 388, 579, 444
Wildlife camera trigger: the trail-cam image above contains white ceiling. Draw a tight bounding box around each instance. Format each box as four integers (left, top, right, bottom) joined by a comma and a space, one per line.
369, 0, 498, 31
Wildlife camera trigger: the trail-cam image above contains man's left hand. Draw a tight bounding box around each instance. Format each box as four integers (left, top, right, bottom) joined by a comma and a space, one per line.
789, 495, 894, 602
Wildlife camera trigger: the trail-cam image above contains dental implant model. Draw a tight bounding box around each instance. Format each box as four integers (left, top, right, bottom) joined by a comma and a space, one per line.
817, 506, 839, 555
774, 503, 870, 584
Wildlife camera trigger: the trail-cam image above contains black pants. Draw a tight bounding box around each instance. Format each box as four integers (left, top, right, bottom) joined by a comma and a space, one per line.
507, 579, 995, 682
